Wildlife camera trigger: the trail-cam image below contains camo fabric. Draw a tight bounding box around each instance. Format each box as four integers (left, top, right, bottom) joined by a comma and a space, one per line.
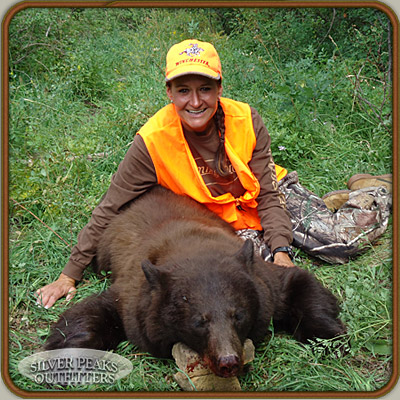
278, 171, 392, 264
236, 229, 272, 262
237, 171, 392, 264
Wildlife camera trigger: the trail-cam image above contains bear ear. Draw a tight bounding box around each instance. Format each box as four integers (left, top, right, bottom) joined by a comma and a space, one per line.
235, 239, 254, 271
142, 260, 164, 288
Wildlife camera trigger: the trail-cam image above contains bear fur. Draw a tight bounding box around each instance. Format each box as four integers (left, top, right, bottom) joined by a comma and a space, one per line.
45, 186, 346, 378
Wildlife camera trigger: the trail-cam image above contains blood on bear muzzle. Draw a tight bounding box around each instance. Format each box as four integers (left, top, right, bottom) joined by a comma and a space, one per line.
216, 354, 241, 378
204, 353, 242, 378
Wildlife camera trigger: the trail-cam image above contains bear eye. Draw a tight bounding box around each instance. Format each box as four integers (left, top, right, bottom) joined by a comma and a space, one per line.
193, 315, 209, 329
233, 309, 246, 323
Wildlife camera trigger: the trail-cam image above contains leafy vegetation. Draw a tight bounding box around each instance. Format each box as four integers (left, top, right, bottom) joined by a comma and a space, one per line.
7, 5, 393, 394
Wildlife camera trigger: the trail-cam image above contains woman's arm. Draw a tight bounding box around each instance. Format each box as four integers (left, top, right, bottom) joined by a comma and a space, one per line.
248, 108, 293, 256
37, 136, 157, 307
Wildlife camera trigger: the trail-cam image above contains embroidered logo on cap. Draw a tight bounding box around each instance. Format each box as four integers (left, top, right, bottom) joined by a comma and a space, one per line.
165, 39, 221, 81
179, 43, 204, 57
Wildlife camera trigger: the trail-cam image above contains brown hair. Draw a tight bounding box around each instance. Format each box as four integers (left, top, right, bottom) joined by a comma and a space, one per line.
214, 101, 231, 177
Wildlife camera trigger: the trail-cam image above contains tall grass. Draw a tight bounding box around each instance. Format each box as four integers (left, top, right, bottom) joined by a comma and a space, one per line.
6, 6, 394, 394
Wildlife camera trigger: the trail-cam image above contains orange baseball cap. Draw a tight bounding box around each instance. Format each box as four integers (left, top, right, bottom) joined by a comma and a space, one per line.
165, 39, 222, 82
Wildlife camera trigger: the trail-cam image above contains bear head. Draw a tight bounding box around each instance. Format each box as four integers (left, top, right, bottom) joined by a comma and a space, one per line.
141, 239, 270, 378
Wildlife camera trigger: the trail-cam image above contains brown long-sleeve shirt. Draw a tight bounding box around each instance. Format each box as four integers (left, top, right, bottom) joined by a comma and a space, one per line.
63, 106, 293, 281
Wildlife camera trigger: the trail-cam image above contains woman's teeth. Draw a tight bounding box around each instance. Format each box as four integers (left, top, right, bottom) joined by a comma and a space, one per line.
187, 109, 206, 114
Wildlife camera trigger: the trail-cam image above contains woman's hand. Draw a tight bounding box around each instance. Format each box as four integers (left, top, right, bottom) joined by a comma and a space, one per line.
35, 273, 76, 309
273, 251, 295, 267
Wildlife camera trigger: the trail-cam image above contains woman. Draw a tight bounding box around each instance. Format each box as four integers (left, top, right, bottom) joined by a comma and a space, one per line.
36, 39, 295, 309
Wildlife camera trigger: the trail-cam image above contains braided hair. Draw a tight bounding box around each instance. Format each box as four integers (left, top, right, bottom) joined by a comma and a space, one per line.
214, 101, 232, 177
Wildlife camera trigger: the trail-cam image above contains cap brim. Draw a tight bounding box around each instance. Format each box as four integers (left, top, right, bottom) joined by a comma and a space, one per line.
165, 65, 221, 82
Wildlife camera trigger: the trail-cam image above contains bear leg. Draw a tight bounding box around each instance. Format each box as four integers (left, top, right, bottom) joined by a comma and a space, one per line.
274, 267, 346, 343
45, 289, 126, 351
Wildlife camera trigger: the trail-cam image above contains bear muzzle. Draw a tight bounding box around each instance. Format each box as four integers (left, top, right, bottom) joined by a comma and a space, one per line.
215, 354, 241, 378
203, 349, 243, 378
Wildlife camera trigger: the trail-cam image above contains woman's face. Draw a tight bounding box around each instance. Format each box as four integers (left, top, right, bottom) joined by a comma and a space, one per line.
166, 75, 223, 134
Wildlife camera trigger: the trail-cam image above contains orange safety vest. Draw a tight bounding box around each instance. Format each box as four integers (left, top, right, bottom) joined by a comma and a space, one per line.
138, 97, 287, 230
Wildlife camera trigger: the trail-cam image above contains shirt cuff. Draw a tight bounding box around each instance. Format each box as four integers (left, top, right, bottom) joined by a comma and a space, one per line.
62, 259, 85, 282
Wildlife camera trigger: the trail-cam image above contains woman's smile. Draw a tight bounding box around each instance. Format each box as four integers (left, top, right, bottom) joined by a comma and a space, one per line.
166, 75, 223, 134
187, 108, 207, 114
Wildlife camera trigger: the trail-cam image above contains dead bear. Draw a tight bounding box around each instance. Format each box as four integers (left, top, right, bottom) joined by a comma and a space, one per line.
45, 185, 346, 378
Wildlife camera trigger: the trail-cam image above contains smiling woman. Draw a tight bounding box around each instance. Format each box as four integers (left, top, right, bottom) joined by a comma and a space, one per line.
166, 75, 222, 134
36, 38, 295, 309
164, 40, 223, 134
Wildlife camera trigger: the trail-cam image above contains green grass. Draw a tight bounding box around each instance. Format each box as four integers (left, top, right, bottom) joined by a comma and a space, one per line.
6, 6, 394, 394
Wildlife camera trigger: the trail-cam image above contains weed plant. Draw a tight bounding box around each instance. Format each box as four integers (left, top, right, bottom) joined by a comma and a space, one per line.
7, 6, 394, 394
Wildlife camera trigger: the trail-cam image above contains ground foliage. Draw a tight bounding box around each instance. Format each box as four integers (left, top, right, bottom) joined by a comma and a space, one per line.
7, 5, 394, 394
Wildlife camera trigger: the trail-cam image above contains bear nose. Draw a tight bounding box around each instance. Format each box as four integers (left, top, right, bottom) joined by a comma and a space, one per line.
217, 354, 240, 377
